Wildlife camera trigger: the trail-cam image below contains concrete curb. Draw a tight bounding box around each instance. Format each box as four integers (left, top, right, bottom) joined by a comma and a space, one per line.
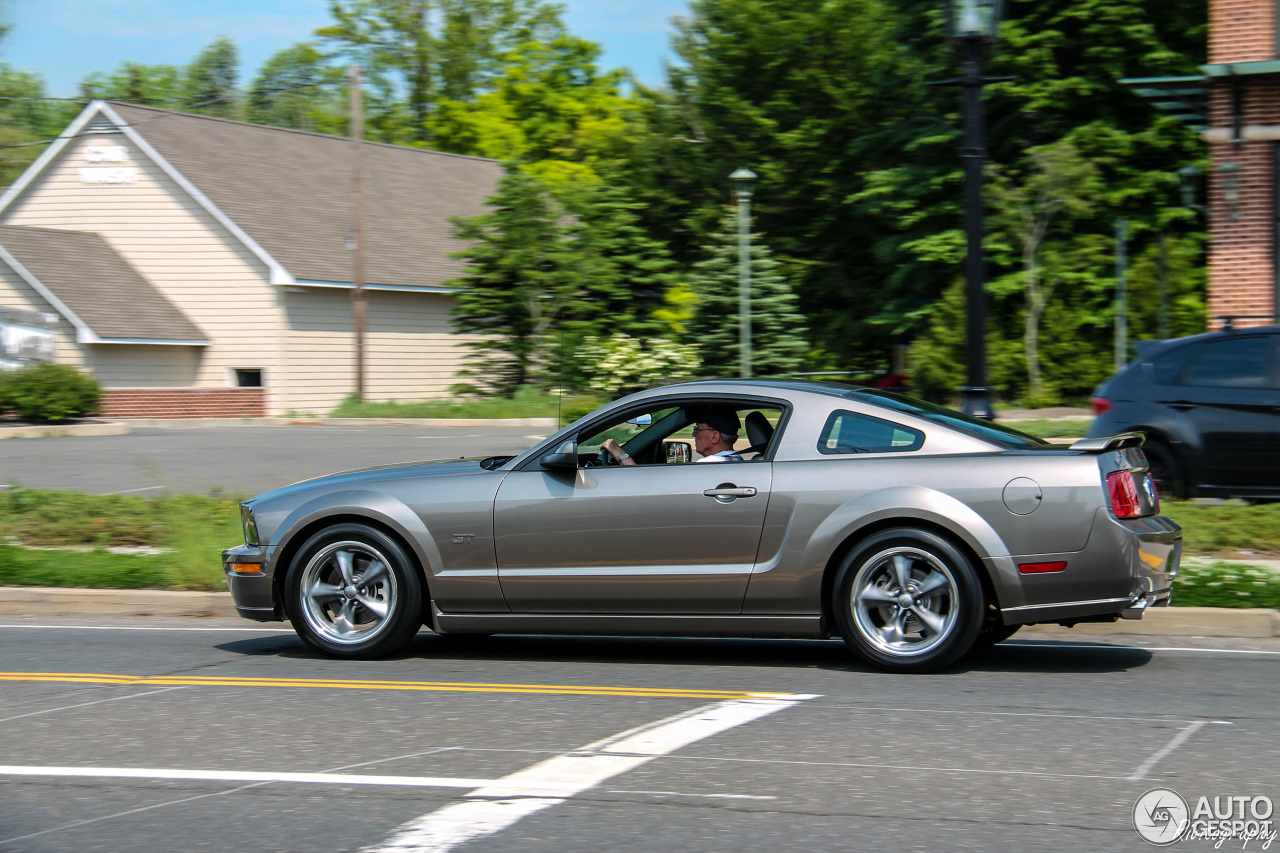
2, 587, 1276, 636
0, 420, 130, 439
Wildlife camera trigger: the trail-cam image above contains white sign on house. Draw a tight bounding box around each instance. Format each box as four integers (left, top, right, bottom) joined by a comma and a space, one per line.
80, 144, 137, 185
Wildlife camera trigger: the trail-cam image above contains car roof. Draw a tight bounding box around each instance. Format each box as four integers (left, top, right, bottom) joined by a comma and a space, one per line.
1133, 325, 1280, 359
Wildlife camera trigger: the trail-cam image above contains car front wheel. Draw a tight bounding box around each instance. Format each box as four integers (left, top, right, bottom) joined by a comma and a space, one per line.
285, 523, 423, 658
833, 528, 984, 672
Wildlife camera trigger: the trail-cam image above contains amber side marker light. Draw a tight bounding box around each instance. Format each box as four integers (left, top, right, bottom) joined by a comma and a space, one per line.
1019, 561, 1067, 574
230, 563, 262, 574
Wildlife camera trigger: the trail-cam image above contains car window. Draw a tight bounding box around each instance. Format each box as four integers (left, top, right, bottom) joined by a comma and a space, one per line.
1151, 344, 1197, 385
844, 390, 1049, 449
1182, 336, 1273, 388
817, 410, 924, 454
578, 403, 784, 465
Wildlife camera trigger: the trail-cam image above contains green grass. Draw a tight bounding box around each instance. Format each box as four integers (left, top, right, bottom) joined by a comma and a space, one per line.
329, 387, 603, 422
1000, 417, 1093, 439
1161, 500, 1280, 556
0, 488, 242, 590
1173, 562, 1280, 609
0, 546, 171, 589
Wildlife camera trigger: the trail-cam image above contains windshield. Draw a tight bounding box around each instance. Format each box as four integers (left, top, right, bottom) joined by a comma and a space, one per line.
843, 389, 1050, 449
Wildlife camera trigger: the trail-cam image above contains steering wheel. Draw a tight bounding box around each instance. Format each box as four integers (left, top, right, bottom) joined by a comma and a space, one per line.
598, 447, 620, 466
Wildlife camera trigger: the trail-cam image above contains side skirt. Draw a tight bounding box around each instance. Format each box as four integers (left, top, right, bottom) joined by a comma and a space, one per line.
429, 603, 827, 639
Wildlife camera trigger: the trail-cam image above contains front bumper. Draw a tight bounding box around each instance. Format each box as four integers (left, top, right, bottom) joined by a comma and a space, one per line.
222, 544, 282, 621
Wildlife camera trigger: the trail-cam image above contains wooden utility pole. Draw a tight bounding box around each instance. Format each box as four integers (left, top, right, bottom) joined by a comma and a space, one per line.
350, 65, 366, 402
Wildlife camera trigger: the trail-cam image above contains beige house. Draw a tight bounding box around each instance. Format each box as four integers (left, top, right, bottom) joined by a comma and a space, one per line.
0, 100, 501, 417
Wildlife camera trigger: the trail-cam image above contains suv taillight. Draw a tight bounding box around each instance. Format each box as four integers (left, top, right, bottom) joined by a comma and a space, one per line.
1091, 396, 1111, 415
1107, 470, 1142, 518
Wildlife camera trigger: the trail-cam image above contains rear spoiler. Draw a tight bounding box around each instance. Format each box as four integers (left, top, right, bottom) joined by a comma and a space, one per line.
1069, 432, 1146, 452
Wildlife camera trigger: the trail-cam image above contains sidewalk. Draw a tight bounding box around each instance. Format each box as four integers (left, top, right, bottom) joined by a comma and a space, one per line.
2, 587, 1276, 637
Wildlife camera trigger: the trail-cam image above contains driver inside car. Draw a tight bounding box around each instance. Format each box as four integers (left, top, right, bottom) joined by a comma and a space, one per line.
602, 407, 743, 466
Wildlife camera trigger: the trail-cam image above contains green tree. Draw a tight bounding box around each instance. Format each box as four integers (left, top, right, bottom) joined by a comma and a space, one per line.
246, 42, 345, 132
427, 34, 633, 177
987, 140, 1102, 402
317, 0, 565, 144
448, 167, 568, 393
79, 62, 185, 106
687, 211, 809, 378
448, 166, 679, 394
183, 37, 241, 117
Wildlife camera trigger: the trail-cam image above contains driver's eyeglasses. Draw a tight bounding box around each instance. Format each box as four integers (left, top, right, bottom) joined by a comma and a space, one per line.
691, 426, 715, 434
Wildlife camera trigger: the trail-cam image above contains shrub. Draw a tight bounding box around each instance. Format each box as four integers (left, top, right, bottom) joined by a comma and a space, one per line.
5, 362, 100, 423
0, 369, 13, 413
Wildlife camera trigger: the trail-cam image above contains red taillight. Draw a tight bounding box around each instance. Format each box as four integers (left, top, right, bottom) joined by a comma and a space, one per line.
1106, 470, 1141, 518
1019, 561, 1067, 574
1091, 396, 1112, 415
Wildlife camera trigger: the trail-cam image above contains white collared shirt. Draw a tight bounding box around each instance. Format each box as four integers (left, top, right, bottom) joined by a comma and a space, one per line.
696, 449, 744, 463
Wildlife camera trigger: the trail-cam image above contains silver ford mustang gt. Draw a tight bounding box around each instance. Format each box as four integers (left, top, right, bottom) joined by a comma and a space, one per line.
223, 380, 1181, 672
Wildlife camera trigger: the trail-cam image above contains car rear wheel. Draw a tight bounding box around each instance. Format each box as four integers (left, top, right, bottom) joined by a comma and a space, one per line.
833, 528, 984, 673
1143, 439, 1188, 501
285, 523, 423, 658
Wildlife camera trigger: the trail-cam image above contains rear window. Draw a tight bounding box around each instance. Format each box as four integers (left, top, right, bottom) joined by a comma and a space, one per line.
1151, 344, 1196, 385
843, 390, 1050, 449
1182, 336, 1274, 388
818, 410, 924, 454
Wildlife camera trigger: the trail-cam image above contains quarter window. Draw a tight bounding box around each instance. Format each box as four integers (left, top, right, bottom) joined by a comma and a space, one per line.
1182, 336, 1274, 388
817, 410, 924, 454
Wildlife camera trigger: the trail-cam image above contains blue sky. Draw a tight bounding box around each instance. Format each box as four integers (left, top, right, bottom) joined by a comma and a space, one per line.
2, 0, 690, 97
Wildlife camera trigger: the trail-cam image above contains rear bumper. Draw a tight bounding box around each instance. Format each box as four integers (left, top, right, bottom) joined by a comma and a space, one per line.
999, 509, 1181, 626
222, 544, 283, 621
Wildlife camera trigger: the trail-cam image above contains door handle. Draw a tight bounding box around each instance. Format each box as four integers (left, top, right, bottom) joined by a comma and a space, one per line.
704, 486, 757, 498
1167, 401, 1197, 411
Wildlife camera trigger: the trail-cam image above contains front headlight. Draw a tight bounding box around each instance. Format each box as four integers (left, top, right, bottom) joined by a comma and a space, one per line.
240, 504, 260, 546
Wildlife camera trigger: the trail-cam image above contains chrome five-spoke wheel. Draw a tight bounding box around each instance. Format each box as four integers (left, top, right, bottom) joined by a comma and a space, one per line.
286, 523, 423, 658
299, 540, 398, 645
851, 547, 958, 656
834, 528, 984, 672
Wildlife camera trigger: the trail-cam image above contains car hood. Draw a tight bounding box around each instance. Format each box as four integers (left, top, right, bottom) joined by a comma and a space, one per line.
248, 457, 496, 505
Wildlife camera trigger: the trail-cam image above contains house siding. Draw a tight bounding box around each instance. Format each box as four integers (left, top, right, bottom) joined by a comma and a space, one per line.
2, 131, 287, 408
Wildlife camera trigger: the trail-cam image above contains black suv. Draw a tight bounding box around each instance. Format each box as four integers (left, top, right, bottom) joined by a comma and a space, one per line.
1087, 326, 1280, 500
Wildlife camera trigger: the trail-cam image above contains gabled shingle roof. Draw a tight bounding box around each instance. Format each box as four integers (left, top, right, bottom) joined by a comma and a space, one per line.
106, 102, 501, 289
0, 225, 206, 342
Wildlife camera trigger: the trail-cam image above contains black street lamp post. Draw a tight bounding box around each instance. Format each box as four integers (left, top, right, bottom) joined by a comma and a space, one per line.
939, 0, 1007, 420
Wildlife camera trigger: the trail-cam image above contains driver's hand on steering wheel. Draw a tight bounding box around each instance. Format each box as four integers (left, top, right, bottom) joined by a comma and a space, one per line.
601, 438, 637, 466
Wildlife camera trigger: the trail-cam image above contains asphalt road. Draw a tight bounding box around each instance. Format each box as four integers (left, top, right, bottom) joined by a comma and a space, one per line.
2, 619, 1278, 852
0, 424, 546, 496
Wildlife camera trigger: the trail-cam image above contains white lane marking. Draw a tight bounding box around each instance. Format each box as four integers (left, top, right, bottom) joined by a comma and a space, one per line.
1009, 642, 1280, 656
364, 695, 813, 853
816, 705, 1229, 725
0, 625, 296, 633
94, 486, 165, 495
606, 789, 776, 800
0, 686, 186, 724
1127, 721, 1209, 782
0, 766, 558, 791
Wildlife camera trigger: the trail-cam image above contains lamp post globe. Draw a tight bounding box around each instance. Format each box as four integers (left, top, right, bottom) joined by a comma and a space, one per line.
730, 168, 758, 379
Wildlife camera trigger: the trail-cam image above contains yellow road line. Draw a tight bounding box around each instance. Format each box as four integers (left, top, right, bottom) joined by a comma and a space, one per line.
0, 672, 793, 701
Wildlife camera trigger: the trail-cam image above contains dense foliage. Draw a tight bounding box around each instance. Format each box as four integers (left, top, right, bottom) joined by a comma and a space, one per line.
0, 0, 1211, 405
0, 363, 101, 423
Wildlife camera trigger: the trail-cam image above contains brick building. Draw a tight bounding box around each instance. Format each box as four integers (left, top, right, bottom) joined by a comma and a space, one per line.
1204, 0, 1280, 329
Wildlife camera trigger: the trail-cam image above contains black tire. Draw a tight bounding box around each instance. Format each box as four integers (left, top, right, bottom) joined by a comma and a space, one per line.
284, 523, 423, 659
833, 528, 985, 673
970, 622, 1021, 652
1142, 439, 1188, 501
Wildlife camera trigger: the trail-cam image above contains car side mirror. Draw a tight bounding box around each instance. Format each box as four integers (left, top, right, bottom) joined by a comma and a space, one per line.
541, 439, 579, 470
663, 440, 692, 464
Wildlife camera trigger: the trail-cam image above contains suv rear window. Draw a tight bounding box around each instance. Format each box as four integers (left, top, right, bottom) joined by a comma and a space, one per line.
1183, 336, 1274, 388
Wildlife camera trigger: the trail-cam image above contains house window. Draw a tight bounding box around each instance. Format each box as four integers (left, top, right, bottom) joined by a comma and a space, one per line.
234, 369, 263, 388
